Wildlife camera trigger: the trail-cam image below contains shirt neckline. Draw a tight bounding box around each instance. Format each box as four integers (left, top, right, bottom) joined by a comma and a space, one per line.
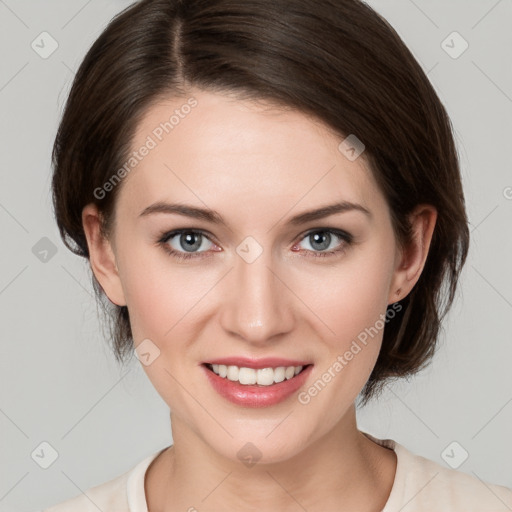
127, 432, 403, 511
127, 446, 168, 512
360, 431, 404, 511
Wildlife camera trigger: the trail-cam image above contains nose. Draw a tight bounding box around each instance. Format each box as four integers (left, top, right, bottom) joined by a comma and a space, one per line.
219, 247, 296, 346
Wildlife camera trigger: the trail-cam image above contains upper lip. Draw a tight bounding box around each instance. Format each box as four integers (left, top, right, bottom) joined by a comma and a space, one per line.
203, 357, 312, 369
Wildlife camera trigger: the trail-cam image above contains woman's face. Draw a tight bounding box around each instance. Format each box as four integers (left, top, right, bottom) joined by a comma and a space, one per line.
87, 88, 417, 464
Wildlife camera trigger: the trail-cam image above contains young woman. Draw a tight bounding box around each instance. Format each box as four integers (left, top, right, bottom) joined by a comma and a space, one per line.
44, 0, 512, 510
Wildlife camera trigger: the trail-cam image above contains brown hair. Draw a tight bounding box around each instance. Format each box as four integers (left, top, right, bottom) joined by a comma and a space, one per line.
51, 0, 470, 407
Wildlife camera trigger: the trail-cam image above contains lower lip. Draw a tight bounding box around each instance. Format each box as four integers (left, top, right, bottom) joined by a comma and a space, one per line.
202, 364, 313, 408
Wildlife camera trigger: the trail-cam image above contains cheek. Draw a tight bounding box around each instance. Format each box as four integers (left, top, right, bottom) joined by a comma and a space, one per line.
116, 242, 178, 340
300, 247, 394, 348
122, 278, 169, 340
121, 254, 199, 409
296, 244, 395, 407
119, 248, 213, 347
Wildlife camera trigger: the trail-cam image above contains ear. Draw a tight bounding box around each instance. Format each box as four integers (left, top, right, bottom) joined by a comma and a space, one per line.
388, 204, 438, 304
82, 203, 127, 307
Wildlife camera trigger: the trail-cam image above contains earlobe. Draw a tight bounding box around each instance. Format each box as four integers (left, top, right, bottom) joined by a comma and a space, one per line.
82, 203, 127, 307
388, 204, 437, 304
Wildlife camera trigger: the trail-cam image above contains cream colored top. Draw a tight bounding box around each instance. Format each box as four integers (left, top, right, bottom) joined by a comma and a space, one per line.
41, 432, 512, 511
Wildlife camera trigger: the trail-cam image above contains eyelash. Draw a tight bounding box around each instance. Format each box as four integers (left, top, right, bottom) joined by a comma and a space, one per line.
157, 228, 353, 261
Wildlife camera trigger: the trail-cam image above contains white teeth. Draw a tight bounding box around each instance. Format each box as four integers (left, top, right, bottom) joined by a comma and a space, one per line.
285, 366, 295, 379
209, 364, 304, 386
238, 367, 257, 385
227, 365, 239, 381
256, 368, 274, 386
274, 367, 285, 383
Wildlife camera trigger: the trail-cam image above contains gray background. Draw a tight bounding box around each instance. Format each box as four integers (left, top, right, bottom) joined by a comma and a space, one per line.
1, 0, 511, 510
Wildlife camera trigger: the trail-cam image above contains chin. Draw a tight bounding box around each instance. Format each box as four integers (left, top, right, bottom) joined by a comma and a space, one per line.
200, 423, 311, 468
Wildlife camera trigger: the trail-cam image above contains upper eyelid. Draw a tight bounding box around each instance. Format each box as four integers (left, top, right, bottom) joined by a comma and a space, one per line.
161, 228, 219, 247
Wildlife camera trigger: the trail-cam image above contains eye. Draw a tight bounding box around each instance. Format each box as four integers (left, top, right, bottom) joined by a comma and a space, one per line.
158, 230, 217, 261
292, 229, 353, 258
157, 228, 353, 261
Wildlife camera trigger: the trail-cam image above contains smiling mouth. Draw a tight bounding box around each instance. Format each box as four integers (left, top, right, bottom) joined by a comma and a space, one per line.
203, 363, 312, 387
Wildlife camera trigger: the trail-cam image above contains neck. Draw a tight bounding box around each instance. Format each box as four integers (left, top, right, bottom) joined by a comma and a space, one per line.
146, 404, 396, 512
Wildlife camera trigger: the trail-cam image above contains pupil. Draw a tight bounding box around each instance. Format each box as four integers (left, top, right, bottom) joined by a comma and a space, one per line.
311, 232, 330, 251
181, 232, 201, 252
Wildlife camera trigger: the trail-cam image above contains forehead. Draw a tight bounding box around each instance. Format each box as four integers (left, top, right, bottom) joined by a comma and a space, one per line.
117, 88, 385, 220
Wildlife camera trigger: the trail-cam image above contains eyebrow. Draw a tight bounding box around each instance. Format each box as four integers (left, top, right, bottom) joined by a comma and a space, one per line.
138, 200, 372, 225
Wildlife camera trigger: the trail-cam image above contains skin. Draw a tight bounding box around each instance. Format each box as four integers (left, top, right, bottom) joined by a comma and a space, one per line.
82, 88, 437, 511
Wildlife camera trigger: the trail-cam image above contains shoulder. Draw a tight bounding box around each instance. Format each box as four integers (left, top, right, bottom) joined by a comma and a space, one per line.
40, 447, 167, 512
362, 431, 512, 511
41, 470, 129, 511
392, 438, 512, 510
